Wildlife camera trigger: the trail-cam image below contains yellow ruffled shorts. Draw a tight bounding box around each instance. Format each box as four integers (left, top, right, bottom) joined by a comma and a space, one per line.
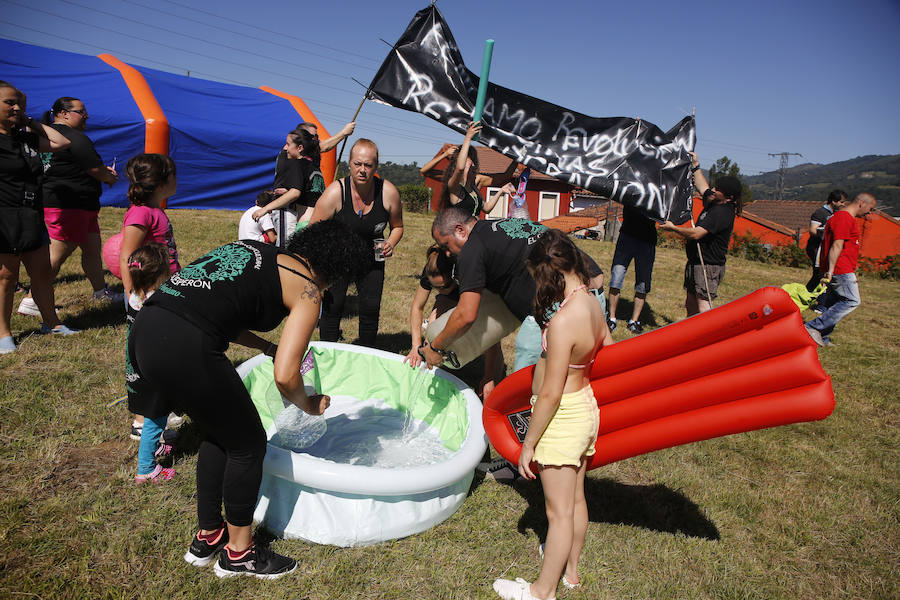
530, 385, 599, 467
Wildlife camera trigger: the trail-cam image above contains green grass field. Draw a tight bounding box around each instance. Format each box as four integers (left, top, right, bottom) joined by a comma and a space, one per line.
1, 208, 897, 599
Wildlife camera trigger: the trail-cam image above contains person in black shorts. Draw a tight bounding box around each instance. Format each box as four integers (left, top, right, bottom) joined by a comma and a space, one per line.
661, 153, 741, 316
0, 81, 77, 354
130, 220, 365, 579
607, 206, 657, 334
311, 139, 403, 348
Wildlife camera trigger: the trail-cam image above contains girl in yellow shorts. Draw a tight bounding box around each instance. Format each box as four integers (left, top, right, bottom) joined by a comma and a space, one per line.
493, 229, 612, 600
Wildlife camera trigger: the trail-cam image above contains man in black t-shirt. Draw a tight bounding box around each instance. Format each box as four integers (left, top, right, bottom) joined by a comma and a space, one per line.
805, 189, 847, 292
424, 207, 604, 375
661, 153, 741, 316
607, 206, 657, 335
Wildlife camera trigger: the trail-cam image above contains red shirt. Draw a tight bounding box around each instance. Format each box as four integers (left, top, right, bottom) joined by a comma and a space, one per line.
819, 210, 860, 275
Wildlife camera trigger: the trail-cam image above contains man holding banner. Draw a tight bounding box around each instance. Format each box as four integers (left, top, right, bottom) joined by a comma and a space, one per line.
661, 155, 742, 316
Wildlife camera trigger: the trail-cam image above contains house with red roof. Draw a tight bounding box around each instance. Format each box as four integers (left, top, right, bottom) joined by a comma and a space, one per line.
421, 145, 900, 265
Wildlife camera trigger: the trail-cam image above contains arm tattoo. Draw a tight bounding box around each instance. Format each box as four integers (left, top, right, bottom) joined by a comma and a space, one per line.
301, 281, 321, 304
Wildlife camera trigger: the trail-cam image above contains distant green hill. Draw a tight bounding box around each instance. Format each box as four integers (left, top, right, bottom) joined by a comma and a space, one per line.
334, 154, 900, 216
744, 154, 900, 215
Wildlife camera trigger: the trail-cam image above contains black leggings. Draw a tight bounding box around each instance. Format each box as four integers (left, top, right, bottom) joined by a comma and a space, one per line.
132, 306, 267, 529
319, 261, 384, 347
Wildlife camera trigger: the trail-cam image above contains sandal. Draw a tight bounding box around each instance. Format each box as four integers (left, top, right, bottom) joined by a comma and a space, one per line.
135, 464, 175, 484
538, 544, 581, 589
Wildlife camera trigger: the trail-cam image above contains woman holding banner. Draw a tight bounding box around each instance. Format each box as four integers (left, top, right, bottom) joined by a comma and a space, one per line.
437, 121, 517, 217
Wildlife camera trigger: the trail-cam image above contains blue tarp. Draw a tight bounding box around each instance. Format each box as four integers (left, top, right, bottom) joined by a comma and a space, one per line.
1, 38, 304, 210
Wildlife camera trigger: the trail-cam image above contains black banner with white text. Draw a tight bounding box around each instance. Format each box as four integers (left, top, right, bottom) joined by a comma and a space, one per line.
368, 5, 696, 223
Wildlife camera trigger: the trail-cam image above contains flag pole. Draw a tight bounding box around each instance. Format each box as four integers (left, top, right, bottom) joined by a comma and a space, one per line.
335, 95, 368, 167
471, 39, 495, 141
687, 107, 713, 308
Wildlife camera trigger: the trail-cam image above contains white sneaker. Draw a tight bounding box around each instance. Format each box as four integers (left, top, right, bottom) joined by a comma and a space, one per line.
17, 296, 41, 317
492, 577, 552, 600
166, 413, 185, 428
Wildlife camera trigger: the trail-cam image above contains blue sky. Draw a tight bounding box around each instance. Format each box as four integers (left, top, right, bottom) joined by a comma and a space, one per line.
4, 0, 899, 176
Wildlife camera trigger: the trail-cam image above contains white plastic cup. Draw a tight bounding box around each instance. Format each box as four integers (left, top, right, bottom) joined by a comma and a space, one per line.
374, 238, 386, 261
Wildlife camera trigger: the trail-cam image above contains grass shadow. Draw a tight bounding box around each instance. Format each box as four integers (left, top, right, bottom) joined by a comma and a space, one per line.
509, 476, 719, 541
64, 300, 127, 331
611, 298, 671, 328
170, 420, 203, 462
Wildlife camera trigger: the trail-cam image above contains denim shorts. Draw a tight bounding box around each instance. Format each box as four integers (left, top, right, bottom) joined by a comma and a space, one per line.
609, 231, 656, 294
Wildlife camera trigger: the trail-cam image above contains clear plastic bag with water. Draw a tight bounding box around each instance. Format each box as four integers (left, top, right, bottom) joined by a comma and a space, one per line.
273, 403, 327, 450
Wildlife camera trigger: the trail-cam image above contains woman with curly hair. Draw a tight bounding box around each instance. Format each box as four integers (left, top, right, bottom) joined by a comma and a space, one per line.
129, 219, 365, 579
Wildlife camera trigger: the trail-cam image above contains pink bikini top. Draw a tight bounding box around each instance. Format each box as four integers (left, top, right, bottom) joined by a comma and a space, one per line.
541, 285, 596, 370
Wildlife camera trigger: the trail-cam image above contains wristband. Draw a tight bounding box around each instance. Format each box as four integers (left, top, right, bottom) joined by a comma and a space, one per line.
690, 165, 701, 173
429, 342, 460, 369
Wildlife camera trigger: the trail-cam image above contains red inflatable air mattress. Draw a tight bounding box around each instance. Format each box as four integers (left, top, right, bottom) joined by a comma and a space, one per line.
483, 287, 835, 470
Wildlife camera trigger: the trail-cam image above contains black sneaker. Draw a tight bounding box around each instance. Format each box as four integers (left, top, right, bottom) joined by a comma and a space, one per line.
184, 527, 229, 567
627, 320, 644, 334
213, 542, 297, 579
607, 318, 617, 332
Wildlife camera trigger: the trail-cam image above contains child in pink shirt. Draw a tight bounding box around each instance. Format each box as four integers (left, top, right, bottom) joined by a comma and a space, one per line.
119, 153, 181, 441
119, 154, 180, 298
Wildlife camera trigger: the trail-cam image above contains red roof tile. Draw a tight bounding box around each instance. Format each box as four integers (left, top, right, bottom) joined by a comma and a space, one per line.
421, 144, 555, 181
540, 215, 599, 234
740, 200, 819, 233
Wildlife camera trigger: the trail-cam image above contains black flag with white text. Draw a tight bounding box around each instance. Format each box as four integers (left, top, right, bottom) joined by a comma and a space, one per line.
368, 5, 696, 223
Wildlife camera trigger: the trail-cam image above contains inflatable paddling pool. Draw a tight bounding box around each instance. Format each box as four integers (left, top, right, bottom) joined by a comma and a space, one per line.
484, 287, 835, 470
237, 342, 487, 546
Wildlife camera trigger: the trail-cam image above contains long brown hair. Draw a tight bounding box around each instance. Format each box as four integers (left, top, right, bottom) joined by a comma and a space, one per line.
438, 145, 479, 211
526, 229, 590, 328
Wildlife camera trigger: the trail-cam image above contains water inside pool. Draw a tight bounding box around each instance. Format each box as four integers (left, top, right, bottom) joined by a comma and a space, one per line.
270, 396, 454, 468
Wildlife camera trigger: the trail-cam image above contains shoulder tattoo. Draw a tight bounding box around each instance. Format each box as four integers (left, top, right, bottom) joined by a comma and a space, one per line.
301, 281, 321, 304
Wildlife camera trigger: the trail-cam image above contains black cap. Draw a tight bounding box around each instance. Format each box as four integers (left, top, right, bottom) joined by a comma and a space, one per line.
714, 175, 742, 200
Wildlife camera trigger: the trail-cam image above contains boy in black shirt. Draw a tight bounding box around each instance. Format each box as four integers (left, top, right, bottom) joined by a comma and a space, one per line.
805, 189, 846, 292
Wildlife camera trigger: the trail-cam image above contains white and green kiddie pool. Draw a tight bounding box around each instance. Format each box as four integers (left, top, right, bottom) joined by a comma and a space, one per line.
236, 342, 487, 547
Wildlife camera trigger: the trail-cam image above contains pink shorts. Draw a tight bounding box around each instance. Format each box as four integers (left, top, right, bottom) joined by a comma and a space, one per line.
43, 208, 101, 244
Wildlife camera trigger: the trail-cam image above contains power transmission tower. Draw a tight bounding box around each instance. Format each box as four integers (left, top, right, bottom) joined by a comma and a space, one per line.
768, 152, 802, 201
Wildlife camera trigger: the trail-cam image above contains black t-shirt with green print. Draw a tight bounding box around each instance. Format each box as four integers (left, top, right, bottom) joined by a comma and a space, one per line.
146, 239, 288, 344
456, 218, 548, 321
455, 218, 604, 321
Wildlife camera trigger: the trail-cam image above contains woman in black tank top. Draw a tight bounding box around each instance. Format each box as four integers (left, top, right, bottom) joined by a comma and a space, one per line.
437, 121, 518, 217
310, 139, 404, 347
130, 220, 365, 577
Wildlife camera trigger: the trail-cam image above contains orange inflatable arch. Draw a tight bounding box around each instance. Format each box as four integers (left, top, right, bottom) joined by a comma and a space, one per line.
483, 287, 835, 471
